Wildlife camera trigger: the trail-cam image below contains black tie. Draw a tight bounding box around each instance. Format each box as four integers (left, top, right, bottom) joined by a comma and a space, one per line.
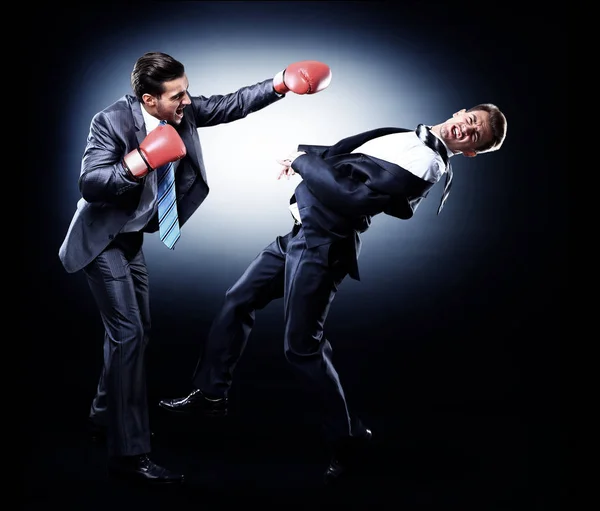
415, 124, 453, 215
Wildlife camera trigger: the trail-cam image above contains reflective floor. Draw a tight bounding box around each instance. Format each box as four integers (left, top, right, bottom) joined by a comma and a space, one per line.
25, 363, 557, 511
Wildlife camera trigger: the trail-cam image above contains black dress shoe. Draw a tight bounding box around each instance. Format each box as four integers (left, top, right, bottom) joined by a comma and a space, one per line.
324, 428, 373, 485
87, 419, 154, 444
159, 389, 228, 417
108, 454, 184, 484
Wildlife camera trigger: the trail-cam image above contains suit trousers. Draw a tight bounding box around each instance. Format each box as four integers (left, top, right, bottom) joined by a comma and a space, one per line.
193, 224, 362, 443
83, 231, 152, 457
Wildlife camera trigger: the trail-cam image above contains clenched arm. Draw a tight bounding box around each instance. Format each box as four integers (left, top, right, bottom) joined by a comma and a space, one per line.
78, 112, 142, 203
190, 79, 284, 127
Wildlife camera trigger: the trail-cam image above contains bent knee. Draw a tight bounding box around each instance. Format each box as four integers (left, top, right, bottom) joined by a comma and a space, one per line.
223, 284, 270, 312
284, 337, 323, 363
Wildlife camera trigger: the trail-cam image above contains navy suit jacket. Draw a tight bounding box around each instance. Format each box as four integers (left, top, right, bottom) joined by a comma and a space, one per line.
291, 127, 437, 280
59, 79, 283, 274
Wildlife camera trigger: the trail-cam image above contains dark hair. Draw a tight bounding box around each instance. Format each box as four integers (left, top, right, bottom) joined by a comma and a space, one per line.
466, 103, 507, 154
130, 52, 185, 101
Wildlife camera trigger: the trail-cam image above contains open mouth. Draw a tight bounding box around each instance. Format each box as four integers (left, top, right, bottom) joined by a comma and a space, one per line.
452, 126, 462, 139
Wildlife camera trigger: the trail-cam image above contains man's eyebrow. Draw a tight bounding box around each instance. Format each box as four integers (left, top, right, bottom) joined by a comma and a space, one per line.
170, 91, 185, 100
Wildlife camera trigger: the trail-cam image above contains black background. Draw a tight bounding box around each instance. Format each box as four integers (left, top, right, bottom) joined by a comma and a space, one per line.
27, 2, 564, 510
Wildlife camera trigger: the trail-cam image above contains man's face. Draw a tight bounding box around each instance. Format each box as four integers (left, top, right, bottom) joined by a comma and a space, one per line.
143, 74, 191, 126
438, 109, 493, 157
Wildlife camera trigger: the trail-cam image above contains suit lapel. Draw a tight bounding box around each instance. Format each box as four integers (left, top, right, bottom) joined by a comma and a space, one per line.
129, 99, 158, 194
175, 108, 205, 183
131, 98, 147, 146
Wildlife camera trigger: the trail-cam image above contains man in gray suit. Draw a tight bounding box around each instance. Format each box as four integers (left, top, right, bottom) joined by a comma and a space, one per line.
58, 52, 331, 484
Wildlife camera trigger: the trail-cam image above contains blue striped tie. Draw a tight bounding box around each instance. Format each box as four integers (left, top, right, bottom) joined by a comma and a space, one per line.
156, 121, 181, 249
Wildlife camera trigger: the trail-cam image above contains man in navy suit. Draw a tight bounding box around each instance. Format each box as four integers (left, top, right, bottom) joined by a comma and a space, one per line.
58, 52, 331, 484
159, 103, 508, 484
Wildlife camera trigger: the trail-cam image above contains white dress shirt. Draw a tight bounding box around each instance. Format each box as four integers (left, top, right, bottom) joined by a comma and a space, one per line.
351, 128, 451, 183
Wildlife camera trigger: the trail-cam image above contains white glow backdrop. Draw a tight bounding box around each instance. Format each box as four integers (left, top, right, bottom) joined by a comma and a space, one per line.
54, 2, 510, 314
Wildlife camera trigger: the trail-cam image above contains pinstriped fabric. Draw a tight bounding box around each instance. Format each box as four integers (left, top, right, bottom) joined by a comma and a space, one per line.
157, 121, 180, 249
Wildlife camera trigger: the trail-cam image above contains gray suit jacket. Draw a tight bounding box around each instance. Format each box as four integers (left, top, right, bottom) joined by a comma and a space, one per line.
59, 79, 283, 273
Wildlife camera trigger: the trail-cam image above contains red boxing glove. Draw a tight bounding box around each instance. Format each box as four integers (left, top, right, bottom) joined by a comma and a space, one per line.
273, 60, 332, 95
123, 123, 186, 178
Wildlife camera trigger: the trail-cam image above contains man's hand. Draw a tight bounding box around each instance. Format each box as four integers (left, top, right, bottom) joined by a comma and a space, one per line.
276, 151, 306, 180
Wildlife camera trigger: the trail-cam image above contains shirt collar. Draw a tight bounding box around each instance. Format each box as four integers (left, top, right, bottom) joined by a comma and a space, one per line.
140, 104, 162, 133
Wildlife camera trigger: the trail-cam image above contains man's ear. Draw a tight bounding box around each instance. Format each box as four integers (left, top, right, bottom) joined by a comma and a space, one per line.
462, 149, 477, 158
142, 93, 156, 107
